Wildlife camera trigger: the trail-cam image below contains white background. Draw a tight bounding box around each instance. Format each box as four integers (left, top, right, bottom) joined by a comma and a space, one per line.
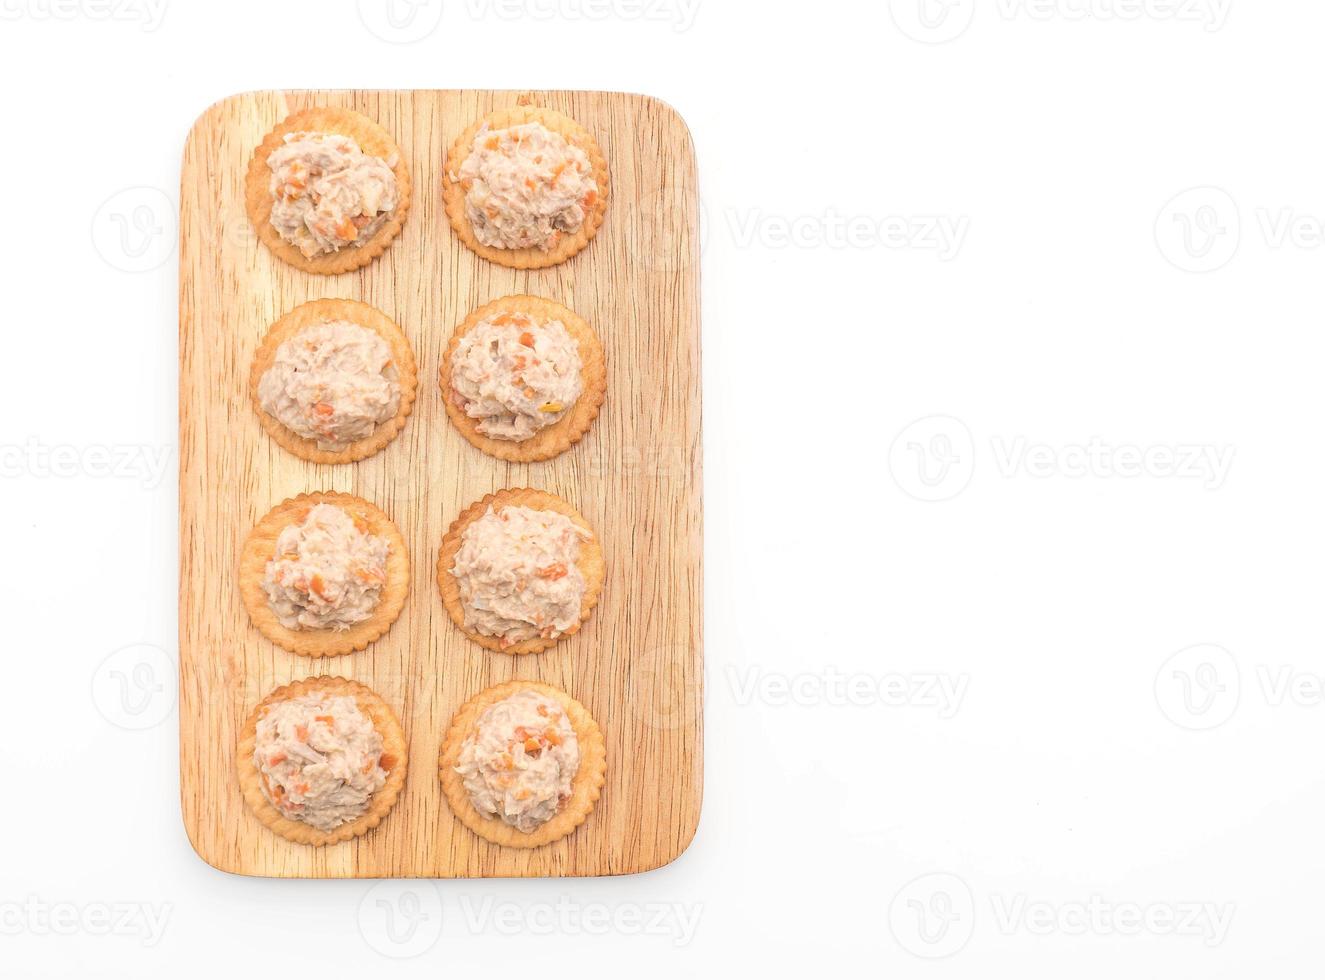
0, 0, 1320, 975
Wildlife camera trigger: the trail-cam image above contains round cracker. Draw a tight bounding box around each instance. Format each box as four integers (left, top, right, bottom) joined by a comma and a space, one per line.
442, 106, 610, 269
237, 676, 408, 846
439, 680, 606, 848
250, 298, 417, 464
437, 488, 604, 655
440, 295, 606, 463
245, 107, 412, 275
240, 492, 409, 657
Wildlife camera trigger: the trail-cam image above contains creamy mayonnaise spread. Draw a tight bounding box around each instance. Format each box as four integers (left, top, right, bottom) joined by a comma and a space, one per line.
456, 122, 597, 251
455, 689, 579, 833
258, 320, 401, 451
262, 503, 389, 631
254, 692, 390, 832
450, 311, 583, 441
451, 505, 590, 647
267, 131, 398, 258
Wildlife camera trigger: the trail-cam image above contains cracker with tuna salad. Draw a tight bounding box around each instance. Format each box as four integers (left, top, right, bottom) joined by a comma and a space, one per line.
440, 294, 605, 463
440, 680, 605, 848
443, 105, 609, 269
246, 106, 411, 274
240, 492, 409, 657
437, 488, 604, 655
237, 676, 408, 846
250, 298, 417, 465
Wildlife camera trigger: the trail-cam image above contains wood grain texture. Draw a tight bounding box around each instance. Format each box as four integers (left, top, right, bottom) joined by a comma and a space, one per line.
179, 90, 701, 878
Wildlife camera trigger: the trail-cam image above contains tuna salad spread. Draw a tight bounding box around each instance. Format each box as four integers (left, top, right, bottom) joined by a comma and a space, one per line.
254, 692, 390, 832
456, 122, 597, 251
262, 503, 389, 631
454, 689, 579, 833
267, 131, 398, 258
450, 312, 583, 441
258, 320, 401, 451
452, 505, 590, 647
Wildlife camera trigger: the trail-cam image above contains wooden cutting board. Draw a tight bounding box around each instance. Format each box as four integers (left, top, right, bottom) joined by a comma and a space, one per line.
178, 89, 701, 878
